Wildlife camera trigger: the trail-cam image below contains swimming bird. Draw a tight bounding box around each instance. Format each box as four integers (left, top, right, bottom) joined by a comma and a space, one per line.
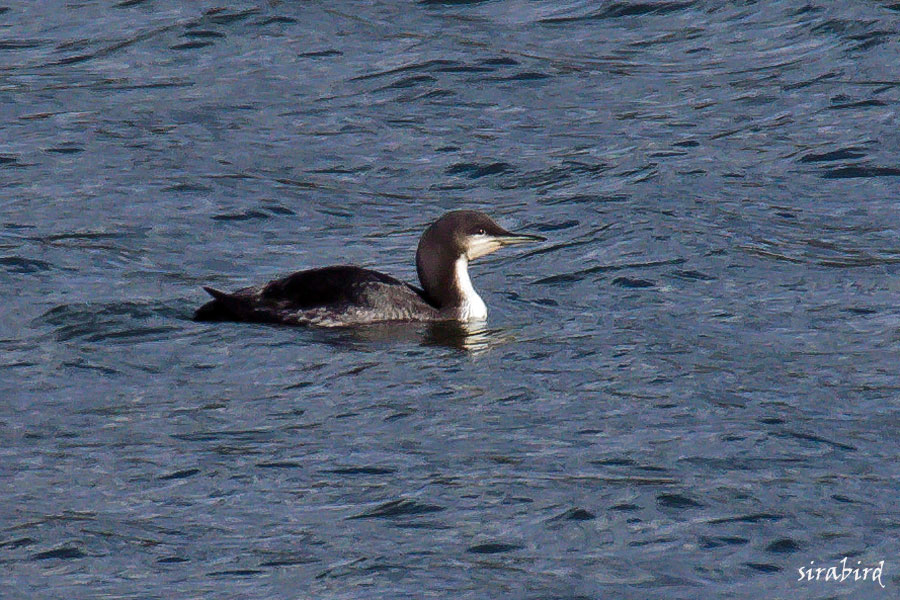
193, 210, 544, 327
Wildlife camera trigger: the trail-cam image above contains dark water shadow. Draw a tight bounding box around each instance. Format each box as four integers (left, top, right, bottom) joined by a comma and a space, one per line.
304, 320, 497, 353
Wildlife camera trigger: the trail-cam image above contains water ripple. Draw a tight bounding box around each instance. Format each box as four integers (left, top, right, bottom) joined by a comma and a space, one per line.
4, 1, 900, 598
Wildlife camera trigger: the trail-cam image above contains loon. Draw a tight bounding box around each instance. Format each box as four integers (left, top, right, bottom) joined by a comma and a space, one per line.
194, 210, 545, 327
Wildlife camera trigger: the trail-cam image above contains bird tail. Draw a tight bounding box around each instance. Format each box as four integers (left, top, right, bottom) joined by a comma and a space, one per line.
193, 287, 237, 321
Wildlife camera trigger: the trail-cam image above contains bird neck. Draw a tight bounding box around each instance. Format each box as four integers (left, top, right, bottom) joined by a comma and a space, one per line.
452, 256, 487, 321
416, 250, 487, 320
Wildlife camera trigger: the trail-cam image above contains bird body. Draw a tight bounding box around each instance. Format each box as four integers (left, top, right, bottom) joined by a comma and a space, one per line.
194, 210, 543, 327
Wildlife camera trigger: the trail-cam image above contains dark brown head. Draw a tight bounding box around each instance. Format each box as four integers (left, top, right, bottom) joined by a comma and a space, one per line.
414, 210, 545, 309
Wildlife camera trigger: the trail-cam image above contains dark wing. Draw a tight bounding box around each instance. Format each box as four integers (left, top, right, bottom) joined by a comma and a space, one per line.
260, 266, 415, 307
194, 266, 439, 326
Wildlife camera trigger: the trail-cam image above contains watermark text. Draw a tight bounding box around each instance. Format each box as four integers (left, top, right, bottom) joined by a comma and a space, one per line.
798, 558, 884, 588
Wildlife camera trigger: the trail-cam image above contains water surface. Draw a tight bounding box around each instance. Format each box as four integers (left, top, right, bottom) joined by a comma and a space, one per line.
2, 1, 899, 598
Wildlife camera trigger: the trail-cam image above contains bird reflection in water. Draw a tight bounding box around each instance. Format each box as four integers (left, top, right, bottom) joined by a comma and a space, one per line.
316, 320, 496, 353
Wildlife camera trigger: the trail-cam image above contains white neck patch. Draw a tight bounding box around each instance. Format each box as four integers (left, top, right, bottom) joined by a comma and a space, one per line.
454, 256, 487, 321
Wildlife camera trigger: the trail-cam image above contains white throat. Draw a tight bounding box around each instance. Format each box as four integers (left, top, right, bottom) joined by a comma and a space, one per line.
454, 256, 487, 321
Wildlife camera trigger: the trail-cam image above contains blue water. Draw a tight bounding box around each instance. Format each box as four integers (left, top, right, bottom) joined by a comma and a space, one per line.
2, 1, 899, 598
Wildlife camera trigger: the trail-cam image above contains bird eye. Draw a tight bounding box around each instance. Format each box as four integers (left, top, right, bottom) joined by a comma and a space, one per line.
476, 228, 485, 235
